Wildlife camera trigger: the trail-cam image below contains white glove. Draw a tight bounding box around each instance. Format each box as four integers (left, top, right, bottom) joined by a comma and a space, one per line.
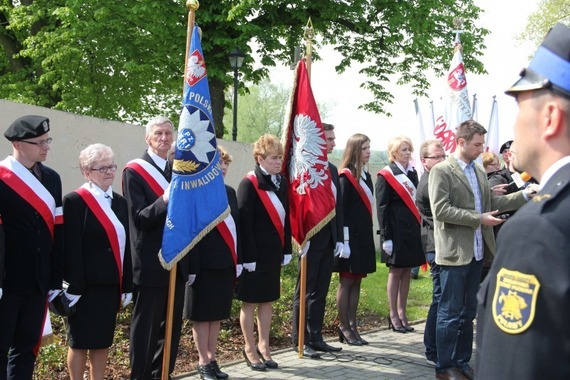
334, 242, 343, 257
300, 241, 310, 258
282, 254, 292, 266
383, 240, 393, 256
339, 242, 351, 259
187, 274, 196, 286
121, 292, 133, 308
0, 288, 3, 300
162, 183, 171, 204
64, 291, 81, 307
48, 289, 61, 302
524, 183, 540, 198
243, 262, 256, 272
236, 264, 243, 278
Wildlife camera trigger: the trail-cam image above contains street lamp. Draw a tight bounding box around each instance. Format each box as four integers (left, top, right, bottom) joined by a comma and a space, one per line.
228, 47, 245, 141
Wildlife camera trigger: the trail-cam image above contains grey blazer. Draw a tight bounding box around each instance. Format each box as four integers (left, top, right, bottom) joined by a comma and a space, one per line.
428, 155, 526, 266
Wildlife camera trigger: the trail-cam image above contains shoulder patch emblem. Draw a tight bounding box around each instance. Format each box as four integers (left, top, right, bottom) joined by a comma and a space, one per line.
492, 268, 540, 334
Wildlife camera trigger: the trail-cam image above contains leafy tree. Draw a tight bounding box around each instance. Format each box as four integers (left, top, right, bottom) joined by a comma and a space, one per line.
518, 0, 570, 47
1, 0, 488, 138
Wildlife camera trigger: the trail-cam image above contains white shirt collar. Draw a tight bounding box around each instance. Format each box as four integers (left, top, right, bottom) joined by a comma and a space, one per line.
394, 161, 413, 174
147, 148, 167, 171
539, 155, 570, 190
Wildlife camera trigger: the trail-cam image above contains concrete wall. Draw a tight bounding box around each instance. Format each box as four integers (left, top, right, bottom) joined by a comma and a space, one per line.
0, 100, 253, 193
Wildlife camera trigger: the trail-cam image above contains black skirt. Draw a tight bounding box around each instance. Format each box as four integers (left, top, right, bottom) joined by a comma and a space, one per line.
67, 284, 120, 349
186, 267, 234, 321
235, 261, 281, 303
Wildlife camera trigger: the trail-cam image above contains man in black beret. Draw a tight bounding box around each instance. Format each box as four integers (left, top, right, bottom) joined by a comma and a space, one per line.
499, 140, 512, 169
476, 23, 570, 379
0, 115, 64, 379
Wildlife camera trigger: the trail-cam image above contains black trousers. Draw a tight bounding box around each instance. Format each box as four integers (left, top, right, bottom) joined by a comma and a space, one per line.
292, 244, 334, 345
129, 278, 185, 380
0, 291, 46, 380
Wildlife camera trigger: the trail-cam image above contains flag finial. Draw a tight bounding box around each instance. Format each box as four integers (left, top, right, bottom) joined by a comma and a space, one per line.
186, 0, 199, 11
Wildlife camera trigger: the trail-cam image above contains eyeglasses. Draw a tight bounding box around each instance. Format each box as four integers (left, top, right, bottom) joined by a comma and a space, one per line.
424, 155, 447, 160
90, 164, 118, 174
20, 138, 53, 148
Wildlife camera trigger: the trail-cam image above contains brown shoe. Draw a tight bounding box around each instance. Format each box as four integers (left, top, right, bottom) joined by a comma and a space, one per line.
436, 367, 469, 380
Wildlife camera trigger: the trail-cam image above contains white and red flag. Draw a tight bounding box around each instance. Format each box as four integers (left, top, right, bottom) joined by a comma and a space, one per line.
434, 34, 472, 154
282, 60, 335, 250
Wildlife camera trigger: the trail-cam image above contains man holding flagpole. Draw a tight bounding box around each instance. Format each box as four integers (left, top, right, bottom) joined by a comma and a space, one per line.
122, 116, 188, 380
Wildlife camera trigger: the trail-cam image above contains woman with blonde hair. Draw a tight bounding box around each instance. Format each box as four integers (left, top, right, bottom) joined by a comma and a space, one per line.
235, 134, 292, 371
334, 133, 376, 345
376, 136, 424, 333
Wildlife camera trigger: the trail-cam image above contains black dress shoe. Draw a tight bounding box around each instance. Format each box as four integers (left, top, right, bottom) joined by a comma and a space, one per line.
302, 345, 321, 359
242, 349, 266, 371
256, 347, 278, 369
436, 367, 469, 380
461, 365, 475, 380
210, 360, 228, 379
308, 341, 342, 352
197, 363, 217, 380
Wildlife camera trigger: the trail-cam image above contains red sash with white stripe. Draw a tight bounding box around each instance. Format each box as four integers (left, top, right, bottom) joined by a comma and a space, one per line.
216, 216, 237, 266
378, 167, 421, 224
74, 188, 123, 291
340, 168, 372, 216
125, 158, 168, 197
0, 157, 62, 238
246, 173, 285, 247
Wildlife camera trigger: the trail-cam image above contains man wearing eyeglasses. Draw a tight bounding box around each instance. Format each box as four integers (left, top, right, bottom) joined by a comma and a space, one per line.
122, 116, 188, 380
415, 139, 446, 367
0, 115, 64, 379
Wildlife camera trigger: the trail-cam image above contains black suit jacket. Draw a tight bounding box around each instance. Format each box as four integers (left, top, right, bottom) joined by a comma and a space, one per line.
188, 185, 239, 273
476, 162, 570, 379
310, 162, 343, 251
63, 190, 133, 295
122, 152, 188, 287
0, 162, 63, 294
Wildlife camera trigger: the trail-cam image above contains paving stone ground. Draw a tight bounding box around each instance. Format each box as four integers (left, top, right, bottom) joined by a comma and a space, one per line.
174, 321, 447, 380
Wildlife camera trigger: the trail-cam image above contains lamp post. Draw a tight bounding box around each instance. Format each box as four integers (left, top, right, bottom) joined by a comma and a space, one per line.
228, 47, 245, 141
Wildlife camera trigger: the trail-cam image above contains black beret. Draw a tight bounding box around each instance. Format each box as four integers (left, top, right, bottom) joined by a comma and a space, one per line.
500, 140, 513, 153
4, 115, 50, 141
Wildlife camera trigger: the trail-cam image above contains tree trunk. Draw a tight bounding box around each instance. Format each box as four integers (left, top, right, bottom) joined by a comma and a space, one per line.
209, 77, 226, 139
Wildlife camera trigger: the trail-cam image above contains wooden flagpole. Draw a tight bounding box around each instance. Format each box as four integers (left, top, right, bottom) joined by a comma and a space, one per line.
161, 1, 198, 379
297, 18, 314, 359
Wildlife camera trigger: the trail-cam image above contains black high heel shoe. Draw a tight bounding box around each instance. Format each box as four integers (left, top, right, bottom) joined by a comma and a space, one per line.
242, 349, 266, 371
400, 316, 415, 332
337, 327, 363, 346
256, 347, 278, 369
351, 327, 369, 345
196, 363, 217, 380
388, 317, 407, 333
210, 360, 229, 379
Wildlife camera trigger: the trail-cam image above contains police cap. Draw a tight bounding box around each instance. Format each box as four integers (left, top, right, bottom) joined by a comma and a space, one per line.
4, 115, 50, 141
506, 23, 570, 97
500, 140, 513, 153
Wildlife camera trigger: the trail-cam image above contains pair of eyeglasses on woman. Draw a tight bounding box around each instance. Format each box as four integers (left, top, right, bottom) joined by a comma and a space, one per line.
20, 138, 53, 148
90, 165, 118, 174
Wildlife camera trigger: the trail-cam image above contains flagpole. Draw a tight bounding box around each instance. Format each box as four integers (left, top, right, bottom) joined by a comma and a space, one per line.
161, 2, 198, 379
296, 18, 315, 359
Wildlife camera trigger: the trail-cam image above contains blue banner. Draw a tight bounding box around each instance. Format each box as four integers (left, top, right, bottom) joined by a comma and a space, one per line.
160, 25, 229, 269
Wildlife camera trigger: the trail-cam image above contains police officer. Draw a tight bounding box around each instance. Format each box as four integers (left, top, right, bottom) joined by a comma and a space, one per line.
0, 115, 64, 379
476, 23, 570, 379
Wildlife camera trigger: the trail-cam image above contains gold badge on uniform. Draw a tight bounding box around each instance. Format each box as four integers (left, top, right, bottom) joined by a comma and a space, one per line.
492, 268, 540, 334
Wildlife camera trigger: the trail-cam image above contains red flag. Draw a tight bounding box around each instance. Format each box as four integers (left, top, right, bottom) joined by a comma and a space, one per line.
282, 60, 336, 249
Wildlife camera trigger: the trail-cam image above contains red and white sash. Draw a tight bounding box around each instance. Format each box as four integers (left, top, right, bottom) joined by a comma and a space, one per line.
340, 168, 373, 216
125, 158, 169, 197
378, 166, 421, 224
246, 172, 285, 247
0, 156, 63, 238
74, 184, 127, 286
216, 215, 237, 266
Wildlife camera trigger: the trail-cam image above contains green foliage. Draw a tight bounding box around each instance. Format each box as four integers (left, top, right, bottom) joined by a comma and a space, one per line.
518, 0, 570, 48
1, 0, 488, 138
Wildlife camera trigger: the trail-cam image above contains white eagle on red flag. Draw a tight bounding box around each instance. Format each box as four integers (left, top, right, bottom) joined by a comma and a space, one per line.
282, 60, 336, 249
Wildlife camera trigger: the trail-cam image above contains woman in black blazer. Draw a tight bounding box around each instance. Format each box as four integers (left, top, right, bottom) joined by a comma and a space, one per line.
236, 134, 292, 371
185, 146, 238, 380
376, 136, 425, 333
334, 133, 376, 346
63, 144, 132, 380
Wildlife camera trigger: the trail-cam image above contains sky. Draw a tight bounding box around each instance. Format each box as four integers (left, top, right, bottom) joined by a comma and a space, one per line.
265, 0, 540, 152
